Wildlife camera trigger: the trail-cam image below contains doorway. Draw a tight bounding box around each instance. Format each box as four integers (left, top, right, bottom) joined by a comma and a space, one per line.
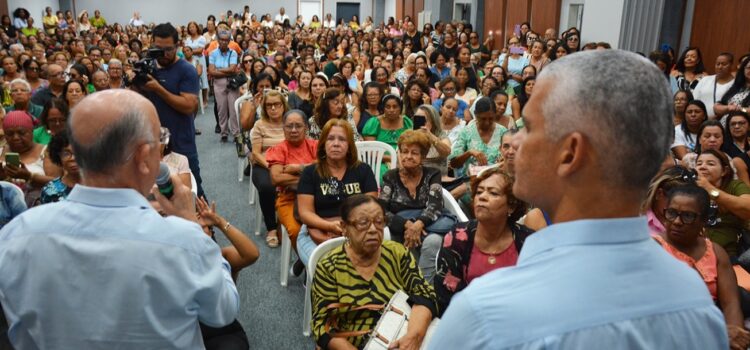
336, 2, 361, 25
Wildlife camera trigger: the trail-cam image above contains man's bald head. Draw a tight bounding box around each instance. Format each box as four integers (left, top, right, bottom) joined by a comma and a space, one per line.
69, 89, 159, 176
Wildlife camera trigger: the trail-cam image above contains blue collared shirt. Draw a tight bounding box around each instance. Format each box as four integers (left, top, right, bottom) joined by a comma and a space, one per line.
429, 217, 728, 349
209, 48, 238, 70
0, 185, 239, 349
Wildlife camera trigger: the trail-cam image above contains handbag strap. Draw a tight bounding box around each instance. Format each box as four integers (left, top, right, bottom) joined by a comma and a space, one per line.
324, 303, 386, 338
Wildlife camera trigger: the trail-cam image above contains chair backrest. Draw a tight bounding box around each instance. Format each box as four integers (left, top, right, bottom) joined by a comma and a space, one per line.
306, 236, 346, 280
234, 93, 254, 122
355, 141, 397, 188
442, 188, 469, 222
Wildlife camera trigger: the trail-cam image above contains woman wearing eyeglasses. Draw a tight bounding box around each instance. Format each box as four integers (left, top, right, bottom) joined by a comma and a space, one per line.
308, 88, 360, 141
39, 133, 78, 204
725, 112, 750, 170
563, 32, 580, 52
33, 98, 68, 146
643, 166, 697, 237
267, 110, 318, 257
500, 37, 529, 90
250, 90, 288, 247
695, 149, 750, 257
653, 184, 750, 350
311, 194, 437, 350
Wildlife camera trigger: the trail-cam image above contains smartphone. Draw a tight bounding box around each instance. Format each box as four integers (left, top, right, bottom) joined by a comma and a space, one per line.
488, 30, 493, 36
412, 115, 426, 130
5, 152, 20, 167
514, 24, 521, 38
510, 46, 525, 55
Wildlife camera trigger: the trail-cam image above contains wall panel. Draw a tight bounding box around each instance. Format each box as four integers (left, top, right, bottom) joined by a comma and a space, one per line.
690, 0, 750, 74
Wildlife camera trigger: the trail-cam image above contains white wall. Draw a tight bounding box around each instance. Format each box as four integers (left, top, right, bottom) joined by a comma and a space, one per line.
68, 0, 298, 26
64, 0, 371, 28
8, 0, 56, 24
558, 0, 625, 48
384, 0, 396, 22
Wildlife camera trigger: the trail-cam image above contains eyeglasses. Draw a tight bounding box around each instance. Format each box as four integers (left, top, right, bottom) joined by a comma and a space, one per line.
347, 216, 386, 231
159, 127, 170, 145
60, 150, 75, 160
47, 117, 66, 126
265, 102, 283, 109
283, 123, 305, 130
243, 59, 253, 63
731, 121, 748, 128
664, 208, 700, 225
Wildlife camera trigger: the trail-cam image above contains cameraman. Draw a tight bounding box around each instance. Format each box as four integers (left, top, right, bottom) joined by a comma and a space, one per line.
133, 23, 205, 197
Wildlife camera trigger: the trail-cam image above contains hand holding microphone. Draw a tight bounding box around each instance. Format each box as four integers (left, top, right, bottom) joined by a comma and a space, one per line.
152, 162, 197, 223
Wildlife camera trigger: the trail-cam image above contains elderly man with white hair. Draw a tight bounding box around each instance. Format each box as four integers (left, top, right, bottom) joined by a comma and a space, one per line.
431, 50, 728, 349
5, 78, 43, 119
208, 30, 241, 143
0, 89, 239, 349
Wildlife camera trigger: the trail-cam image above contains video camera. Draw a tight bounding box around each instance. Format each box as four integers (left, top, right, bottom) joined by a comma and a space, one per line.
125, 48, 165, 87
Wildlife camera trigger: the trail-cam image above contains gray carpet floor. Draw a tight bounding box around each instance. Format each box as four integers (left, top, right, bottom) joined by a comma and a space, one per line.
195, 101, 310, 349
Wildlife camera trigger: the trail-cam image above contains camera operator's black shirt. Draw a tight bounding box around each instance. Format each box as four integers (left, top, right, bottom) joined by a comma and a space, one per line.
144, 59, 200, 155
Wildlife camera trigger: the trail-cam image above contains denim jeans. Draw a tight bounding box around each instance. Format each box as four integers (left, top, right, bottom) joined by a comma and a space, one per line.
394, 209, 455, 282
297, 225, 316, 266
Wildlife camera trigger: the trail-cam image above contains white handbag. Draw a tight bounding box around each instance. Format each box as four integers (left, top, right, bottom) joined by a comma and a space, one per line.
362, 290, 440, 350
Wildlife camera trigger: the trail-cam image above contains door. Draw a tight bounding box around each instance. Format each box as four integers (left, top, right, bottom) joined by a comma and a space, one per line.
299, 0, 323, 24
336, 2, 361, 25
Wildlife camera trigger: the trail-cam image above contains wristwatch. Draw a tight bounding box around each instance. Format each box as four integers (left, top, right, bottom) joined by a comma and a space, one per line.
709, 189, 720, 200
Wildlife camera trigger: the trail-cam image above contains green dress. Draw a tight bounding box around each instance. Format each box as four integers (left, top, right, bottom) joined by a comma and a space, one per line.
707, 179, 750, 257
33, 128, 52, 145
448, 122, 507, 177
361, 115, 413, 180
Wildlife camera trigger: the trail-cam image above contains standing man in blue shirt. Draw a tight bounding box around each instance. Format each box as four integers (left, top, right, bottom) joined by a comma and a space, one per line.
137, 22, 205, 198
0, 90, 239, 348
431, 50, 729, 349
208, 30, 241, 143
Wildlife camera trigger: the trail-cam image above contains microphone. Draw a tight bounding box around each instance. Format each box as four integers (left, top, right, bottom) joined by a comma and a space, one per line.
156, 162, 174, 199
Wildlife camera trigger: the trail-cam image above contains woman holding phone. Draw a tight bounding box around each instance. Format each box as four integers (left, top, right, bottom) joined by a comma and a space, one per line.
402, 79, 431, 119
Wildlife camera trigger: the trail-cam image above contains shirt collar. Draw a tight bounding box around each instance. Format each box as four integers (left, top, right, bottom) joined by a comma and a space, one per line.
66, 184, 152, 209
518, 216, 650, 262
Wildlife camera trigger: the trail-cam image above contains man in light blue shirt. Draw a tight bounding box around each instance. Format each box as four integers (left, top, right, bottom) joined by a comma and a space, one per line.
430, 50, 728, 349
208, 30, 241, 142
0, 90, 239, 349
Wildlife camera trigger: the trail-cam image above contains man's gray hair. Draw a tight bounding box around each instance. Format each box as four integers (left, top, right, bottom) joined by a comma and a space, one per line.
538, 50, 673, 189
108, 58, 122, 67
69, 107, 155, 175
9, 78, 31, 92
9, 43, 24, 53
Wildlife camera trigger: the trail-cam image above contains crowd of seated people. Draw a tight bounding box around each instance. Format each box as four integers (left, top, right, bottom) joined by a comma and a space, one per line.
0, 4, 749, 349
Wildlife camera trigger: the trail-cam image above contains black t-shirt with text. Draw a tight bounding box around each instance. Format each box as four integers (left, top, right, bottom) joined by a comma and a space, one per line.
297, 162, 378, 218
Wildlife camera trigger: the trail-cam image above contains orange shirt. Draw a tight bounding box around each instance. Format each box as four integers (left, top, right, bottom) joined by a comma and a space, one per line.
654, 235, 718, 299
205, 40, 242, 56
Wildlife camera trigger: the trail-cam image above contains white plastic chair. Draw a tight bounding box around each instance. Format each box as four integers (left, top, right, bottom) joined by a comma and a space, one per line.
442, 188, 469, 222
279, 224, 292, 287
355, 141, 397, 188
197, 92, 205, 115
303, 236, 346, 337
234, 94, 254, 183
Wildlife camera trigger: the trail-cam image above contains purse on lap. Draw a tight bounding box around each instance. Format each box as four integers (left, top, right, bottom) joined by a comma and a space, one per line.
324, 290, 439, 350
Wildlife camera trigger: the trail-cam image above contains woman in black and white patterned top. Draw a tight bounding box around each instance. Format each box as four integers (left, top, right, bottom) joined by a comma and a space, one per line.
379, 130, 457, 282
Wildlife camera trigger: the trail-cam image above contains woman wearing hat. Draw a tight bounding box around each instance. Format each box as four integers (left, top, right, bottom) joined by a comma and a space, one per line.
1, 111, 57, 205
